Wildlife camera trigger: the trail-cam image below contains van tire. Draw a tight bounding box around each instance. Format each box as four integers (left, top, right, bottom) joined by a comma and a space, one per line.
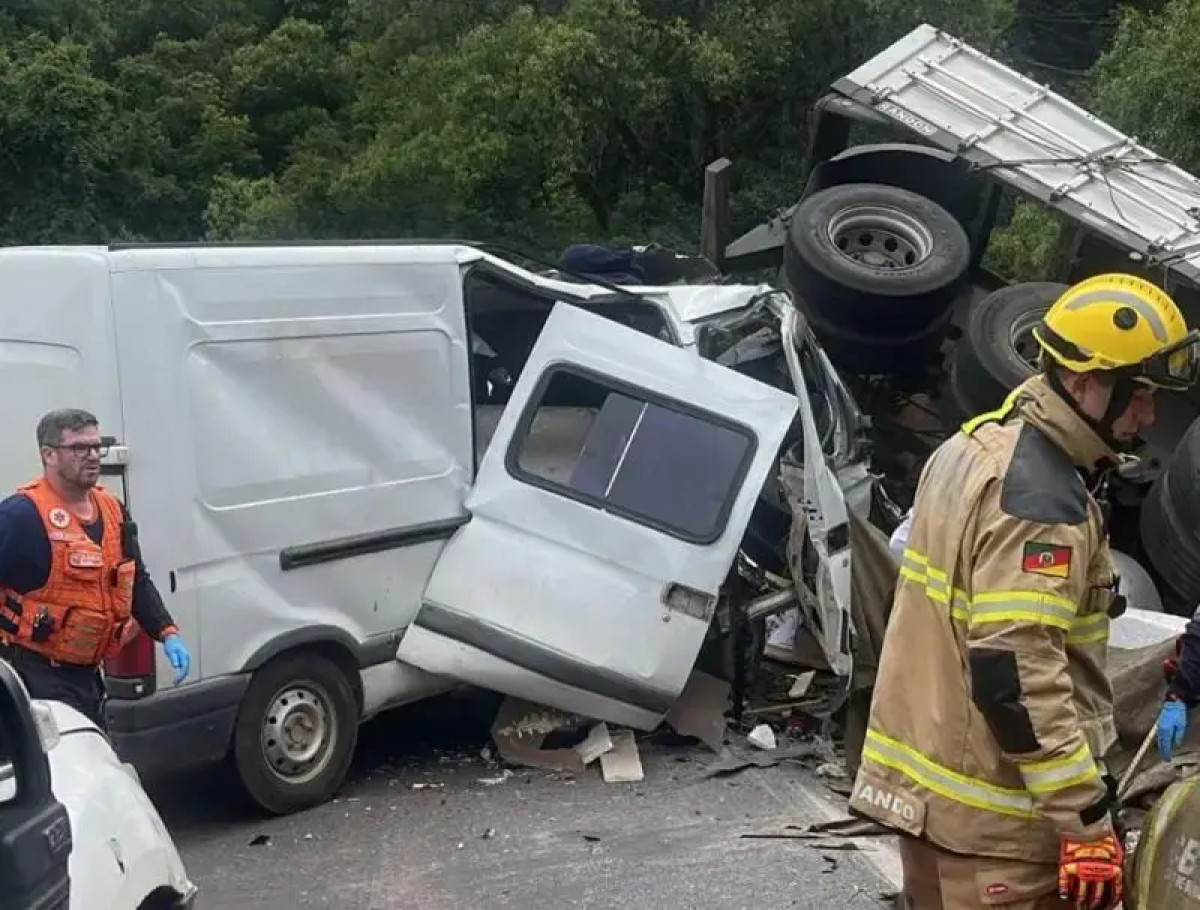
232, 653, 359, 816
784, 182, 970, 336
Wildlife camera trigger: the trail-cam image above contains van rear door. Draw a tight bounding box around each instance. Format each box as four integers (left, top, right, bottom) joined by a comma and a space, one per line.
398, 303, 798, 729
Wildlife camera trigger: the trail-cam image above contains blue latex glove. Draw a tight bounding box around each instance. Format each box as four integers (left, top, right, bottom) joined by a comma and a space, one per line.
1157, 699, 1188, 761
162, 634, 191, 685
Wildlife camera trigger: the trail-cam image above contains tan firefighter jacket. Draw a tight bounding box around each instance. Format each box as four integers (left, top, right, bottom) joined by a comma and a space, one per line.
849, 374, 1121, 863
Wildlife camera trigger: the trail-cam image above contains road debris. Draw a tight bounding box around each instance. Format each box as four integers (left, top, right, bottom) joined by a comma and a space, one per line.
663, 668, 730, 752
575, 723, 615, 765
600, 730, 645, 783
411, 782, 445, 791
489, 696, 588, 773
748, 724, 777, 750
700, 743, 824, 779
788, 671, 816, 699
477, 770, 514, 786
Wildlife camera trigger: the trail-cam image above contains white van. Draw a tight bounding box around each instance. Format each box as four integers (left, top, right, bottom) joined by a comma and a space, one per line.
0, 242, 862, 815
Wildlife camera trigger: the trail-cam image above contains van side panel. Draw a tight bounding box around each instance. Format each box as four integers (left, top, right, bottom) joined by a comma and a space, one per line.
109, 252, 473, 687
0, 250, 123, 495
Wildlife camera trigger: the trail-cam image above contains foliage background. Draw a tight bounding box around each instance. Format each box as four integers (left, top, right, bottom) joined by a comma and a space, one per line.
0, 0, 1190, 275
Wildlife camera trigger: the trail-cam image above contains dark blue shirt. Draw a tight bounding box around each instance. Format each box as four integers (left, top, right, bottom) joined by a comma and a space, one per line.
0, 493, 173, 638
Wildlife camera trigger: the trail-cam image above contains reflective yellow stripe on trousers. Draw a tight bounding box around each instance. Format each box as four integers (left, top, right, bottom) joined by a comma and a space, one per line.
900, 547, 1108, 644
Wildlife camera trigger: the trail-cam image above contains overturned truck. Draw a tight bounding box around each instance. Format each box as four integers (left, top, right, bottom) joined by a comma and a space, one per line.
718, 24, 1200, 783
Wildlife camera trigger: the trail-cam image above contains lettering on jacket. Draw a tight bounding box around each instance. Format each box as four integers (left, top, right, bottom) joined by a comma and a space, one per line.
854, 781, 917, 824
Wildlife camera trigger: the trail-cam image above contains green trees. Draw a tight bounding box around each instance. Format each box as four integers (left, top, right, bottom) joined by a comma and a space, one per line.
0, 0, 1193, 262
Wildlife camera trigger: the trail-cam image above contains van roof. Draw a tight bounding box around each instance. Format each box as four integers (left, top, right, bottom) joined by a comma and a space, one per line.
0, 242, 486, 272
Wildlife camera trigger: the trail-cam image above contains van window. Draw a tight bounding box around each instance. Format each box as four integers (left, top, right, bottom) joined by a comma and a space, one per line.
505, 367, 757, 544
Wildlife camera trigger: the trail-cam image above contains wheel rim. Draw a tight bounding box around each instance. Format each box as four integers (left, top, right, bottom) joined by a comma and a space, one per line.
261, 681, 337, 785
827, 204, 934, 271
1009, 307, 1047, 371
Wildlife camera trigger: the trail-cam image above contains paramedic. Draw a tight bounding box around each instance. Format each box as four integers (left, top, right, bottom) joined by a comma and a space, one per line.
0, 409, 191, 727
849, 273, 1200, 909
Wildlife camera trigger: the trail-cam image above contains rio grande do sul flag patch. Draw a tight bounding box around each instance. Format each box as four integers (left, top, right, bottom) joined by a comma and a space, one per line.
1022, 541, 1072, 578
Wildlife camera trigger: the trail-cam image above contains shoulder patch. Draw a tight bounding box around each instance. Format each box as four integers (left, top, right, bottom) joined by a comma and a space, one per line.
1000, 424, 1088, 524
1022, 541, 1072, 578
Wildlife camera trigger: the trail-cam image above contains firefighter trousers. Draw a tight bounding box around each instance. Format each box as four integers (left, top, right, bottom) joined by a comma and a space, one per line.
0, 643, 107, 729
898, 836, 1074, 909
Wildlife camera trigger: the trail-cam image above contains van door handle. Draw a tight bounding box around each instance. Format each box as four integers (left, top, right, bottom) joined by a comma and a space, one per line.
662, 582, 717, 623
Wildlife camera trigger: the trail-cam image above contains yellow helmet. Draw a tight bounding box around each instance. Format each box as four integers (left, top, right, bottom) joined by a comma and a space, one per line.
1031, 273, 1200, 391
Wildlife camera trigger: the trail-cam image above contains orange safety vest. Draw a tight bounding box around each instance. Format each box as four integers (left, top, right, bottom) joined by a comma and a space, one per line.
2, 479, 137, 666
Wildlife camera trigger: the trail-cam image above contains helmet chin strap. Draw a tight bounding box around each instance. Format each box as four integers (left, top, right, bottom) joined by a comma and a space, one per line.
1043, 367, 1137, 455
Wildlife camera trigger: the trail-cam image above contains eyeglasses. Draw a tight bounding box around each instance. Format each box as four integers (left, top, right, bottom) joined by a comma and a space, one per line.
47, 443, 109, 458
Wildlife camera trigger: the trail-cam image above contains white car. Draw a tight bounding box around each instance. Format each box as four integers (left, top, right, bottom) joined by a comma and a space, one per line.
0, 659, 197, 910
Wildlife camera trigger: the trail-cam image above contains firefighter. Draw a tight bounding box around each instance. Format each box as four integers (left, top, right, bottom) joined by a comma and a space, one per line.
849, 273, 1200, 909
0, 408, 191, 728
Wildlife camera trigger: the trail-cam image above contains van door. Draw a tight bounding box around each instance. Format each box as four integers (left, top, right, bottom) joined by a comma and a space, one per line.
397, 303, 798, 730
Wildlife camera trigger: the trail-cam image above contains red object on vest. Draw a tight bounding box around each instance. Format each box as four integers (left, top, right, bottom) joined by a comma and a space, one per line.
0, 479, 135, 666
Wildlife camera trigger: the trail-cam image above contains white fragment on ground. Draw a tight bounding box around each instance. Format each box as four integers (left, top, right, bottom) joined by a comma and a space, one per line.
575, 723, 615, 765
815, 761, 847, 780
477, 769, 514, 786
748, 724, 778, 751
600, 730, 645, 783
411, 782, 445, 791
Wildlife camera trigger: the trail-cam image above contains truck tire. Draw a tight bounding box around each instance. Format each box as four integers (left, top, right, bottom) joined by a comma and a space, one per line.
232, 652, 359, 816
1140, 418, 1200, 615
802, 300, 953, 377
784, 182, 970, 336
950, 282, 1067, 417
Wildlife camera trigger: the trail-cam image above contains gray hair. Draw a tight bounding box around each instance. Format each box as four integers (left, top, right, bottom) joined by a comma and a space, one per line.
37, 408, 99, 449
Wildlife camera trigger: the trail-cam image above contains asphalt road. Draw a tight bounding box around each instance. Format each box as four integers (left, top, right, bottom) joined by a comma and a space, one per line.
149, 692, 901, 910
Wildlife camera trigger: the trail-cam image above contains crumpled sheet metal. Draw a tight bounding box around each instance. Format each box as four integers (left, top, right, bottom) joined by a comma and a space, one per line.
778, 461, 898, 694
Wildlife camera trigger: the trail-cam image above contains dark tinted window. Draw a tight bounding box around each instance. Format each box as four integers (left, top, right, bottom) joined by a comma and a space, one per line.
508, 368, 756, 543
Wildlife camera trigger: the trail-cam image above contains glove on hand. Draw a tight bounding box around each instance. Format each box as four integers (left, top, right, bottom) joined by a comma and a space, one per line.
162, 634, 191, 685
1158, 697, 1188, 761
1057, 833, 1124, 910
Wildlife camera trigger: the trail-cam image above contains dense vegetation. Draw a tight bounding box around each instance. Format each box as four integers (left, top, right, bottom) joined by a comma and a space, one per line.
0, 0, 1192, 269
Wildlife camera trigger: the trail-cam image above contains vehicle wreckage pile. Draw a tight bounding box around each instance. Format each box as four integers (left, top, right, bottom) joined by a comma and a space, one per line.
473, 23, 1200, 839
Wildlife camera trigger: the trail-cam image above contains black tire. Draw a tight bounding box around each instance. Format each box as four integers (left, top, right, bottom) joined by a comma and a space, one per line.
232, 652, 359, 816
784, 182, 971, 335
1140, 418, 1200, 615
803, 300, 953, 377
950, 282, 1066, 417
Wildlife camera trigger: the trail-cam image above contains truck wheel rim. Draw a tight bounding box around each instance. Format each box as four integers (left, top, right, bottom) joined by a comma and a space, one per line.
1009, 308, 1046, 370
261, 682, 336, 784
827, 204, 934, 271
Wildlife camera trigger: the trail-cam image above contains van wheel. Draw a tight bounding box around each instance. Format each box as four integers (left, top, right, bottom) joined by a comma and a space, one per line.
232, 653, 358, 816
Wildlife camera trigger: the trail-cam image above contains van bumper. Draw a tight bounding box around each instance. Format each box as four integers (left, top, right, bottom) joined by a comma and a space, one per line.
104, 675, 249, 778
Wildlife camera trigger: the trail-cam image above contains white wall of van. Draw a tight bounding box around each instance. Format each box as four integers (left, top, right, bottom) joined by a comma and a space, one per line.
0, 243, 812, 816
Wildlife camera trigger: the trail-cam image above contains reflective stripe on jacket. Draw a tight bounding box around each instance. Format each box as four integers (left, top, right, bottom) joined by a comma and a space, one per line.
849, 375, 1119, 863
0, 479, 136, 666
